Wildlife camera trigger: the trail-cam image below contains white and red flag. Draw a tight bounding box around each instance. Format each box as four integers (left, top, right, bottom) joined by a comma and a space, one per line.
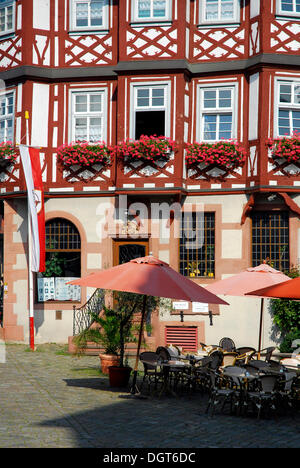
19, 145, 45, 273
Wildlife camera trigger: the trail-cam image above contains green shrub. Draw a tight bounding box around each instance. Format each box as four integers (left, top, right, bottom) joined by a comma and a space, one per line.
279, 329, 300, 353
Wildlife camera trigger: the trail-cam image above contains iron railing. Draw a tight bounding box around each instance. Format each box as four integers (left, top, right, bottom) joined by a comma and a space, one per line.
73, 288, 105, 336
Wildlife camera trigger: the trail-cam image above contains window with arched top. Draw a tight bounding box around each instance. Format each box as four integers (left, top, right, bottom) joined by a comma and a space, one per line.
37, 218, 81, 302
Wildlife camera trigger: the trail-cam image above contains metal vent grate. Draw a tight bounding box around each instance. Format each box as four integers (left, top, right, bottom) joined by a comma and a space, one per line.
165, 326, 198, 352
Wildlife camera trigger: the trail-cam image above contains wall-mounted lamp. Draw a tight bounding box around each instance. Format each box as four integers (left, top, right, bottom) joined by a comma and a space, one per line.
180, 311, 184, 322
209, 310, 213, 326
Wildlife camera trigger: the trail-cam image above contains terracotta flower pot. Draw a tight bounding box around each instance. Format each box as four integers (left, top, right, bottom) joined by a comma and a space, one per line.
99, 353, 120, 375
108, 366, 132, 388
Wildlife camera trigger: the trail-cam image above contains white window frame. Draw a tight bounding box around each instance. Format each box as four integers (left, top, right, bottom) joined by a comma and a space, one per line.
276, 0, 300, 18
70, 0, 109, 32
70, 88, 107, 143
0, 0, 15, 37
131, 0, 172, 23
275, 78, 300, 137
199, 0, 240, 25
196, 83, 238, 142
130, 82, 171, 139
0, 90, 14, 142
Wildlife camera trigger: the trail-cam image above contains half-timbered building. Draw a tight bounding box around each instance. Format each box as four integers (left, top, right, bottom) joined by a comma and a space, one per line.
0, 0, 300, 351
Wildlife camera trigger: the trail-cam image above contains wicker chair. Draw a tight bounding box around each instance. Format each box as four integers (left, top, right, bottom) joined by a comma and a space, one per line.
235, 347, 256, 364
219, 337, 236, 352
246, 374, 280, 419
222, 352, 238, 367
139, 351, 163, 392
205, 370, 236, 416
259, 346, 276, 362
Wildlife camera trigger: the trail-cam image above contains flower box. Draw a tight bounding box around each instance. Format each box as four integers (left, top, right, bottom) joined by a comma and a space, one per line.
185, 140, 247, 170
0, 141, 18, 170
57, 141, 112, 168
114, 135, 177, 164
267, 132, 300, 164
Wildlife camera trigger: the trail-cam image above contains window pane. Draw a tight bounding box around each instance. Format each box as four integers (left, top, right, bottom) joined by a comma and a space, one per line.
89, 94, 102, 112
279, 84, 292, 103
90, 1, 103, 26
219, 89, 232, 108
137, 89, 150, 107
203, 90, 216, 108
153, 0, 166, 17
203, 114, 217, 140
294, 85, 300, 104
75, 95, 87, 113
219, 114, 232, 139
138, 0, 151, 18
75, 117, 87, 140
297, 0, 300, 12
89, 117, 102, 141
278, 110, 290, 135
281, 0, 293, 12
221, 0, 234, 19
292, 110, 300, 132
152, 88, 165, 106
205, 0, 218, 20
76, 3, 89, 27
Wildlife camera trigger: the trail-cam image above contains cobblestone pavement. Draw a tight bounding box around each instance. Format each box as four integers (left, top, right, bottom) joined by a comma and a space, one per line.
0, 344, 299, 448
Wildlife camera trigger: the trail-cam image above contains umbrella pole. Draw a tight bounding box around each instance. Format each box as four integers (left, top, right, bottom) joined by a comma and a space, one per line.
258, 298, 264, 359
130, 294, 147, 395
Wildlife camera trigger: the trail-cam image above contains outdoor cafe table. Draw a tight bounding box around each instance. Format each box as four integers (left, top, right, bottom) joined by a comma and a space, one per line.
158, 360, 193, 398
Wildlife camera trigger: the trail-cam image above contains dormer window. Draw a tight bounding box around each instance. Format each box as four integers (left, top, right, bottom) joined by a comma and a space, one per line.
199, 0, 240, 25
70, 0, 109, 31
0, 0, 15, 36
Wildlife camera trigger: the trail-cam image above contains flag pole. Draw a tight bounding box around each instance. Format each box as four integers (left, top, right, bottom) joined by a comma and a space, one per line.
25, 110, 35, 351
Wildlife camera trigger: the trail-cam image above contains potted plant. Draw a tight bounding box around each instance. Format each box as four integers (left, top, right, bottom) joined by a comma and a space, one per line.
185, 140, 247, 170
56, 140, 113, 168
267, 131, 300, 164
0, 141, 18, 171
73, 291, 157, 387
113, 134, 177, 164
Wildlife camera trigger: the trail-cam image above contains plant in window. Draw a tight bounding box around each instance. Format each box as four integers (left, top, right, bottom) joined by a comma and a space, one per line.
267, 131, 300, 163
57, 141, 112, 168
114, 135, 177, 164
0, 141, 18, 170
185, 140, 246, 169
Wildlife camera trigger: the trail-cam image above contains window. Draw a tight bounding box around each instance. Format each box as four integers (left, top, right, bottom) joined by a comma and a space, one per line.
251, 212, 290, 272
180, 212, 215, 278
37, 219, 81, 302
71, 90, 106, 142
200, 0, 240, 24
71, 0, 109, 31
276, 81, 300, 136
197, 85, 236, 142
0, 0, 15, 36
0, 91, 14, 142
131, 83, 170, 139
132, 0, 171, 22
278, 0, 300, 16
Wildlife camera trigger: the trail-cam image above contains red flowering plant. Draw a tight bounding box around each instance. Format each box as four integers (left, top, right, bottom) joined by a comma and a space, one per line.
114, 135, 177, 164
0, 141, 18, 170
267, 131, 300, 163
57, 141, 112, 168
185, 140, 247, 170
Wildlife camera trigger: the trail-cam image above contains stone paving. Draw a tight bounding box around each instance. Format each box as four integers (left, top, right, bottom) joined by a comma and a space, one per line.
0, 343, 299, 448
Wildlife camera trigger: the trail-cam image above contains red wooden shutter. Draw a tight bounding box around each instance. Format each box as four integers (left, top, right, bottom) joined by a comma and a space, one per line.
165, 326, 198, 352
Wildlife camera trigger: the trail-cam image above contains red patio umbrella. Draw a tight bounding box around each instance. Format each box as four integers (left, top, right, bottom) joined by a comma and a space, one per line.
69, 255, 228, 393
246, 276, 300, 300
205, 263, 291, 353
